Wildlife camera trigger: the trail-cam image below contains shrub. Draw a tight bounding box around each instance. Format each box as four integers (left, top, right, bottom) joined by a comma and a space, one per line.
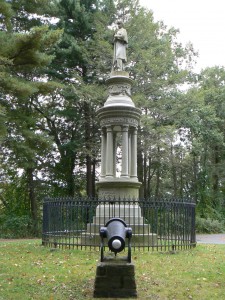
0, 214, 32, 238
196, 216, 225, 233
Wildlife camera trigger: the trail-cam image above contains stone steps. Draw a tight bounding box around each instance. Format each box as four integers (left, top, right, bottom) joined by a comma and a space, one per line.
81, 203, 157, 247
92, 216, 145, 225
87, 223, 151, 234
80, 232, 157, 247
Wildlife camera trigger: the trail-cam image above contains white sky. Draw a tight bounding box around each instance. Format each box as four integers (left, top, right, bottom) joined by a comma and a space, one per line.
139, 0, 225, 72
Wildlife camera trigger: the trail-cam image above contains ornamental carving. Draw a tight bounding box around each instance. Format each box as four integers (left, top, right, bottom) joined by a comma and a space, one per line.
108, 84, 131, 97
100, 117, 138, 127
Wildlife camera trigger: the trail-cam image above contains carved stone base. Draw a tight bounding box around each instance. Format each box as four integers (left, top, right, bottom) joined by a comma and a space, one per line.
96, 179, 141, 199
103, 73, 135, 108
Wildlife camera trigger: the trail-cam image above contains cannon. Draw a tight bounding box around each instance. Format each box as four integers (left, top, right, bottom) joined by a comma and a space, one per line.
100, 218, 132, 263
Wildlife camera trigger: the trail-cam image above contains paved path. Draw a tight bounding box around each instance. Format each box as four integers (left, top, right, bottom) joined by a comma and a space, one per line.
196, 234, 225, 244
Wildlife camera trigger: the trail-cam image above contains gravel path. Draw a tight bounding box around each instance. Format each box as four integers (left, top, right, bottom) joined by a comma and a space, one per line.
196, 234, 225, 244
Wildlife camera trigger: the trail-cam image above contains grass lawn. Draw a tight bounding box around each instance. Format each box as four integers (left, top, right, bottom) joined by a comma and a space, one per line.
0, 240, 224, 300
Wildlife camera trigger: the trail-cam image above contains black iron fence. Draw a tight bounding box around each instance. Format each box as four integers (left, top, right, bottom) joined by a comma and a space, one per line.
42, 197, 196, 251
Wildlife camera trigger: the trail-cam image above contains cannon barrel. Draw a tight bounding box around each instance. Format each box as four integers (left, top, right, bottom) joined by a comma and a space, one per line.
100, 218, 132, 262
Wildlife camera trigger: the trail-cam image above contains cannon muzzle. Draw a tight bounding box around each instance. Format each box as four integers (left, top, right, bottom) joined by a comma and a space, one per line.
100, 218, 132, 262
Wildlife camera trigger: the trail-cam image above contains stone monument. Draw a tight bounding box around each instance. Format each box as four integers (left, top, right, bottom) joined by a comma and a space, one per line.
96, 19, 141, 199
82, 20, 157, 247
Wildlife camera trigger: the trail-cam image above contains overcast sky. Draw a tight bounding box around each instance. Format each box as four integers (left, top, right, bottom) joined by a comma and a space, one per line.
139, 0, 225, 72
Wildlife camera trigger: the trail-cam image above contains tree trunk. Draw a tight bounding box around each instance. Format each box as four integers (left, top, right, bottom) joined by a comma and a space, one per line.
192, 155, 198, 203
66, 160, 76, 196
147, 158, 151, 198
92, 159, 96, 198
143, 148, 147, 199
171, 144, 177, 198
179, 165, 183, 198
212, 145, 220, 208
84, 101, 93, 197
137, 129, 144, 198
26, 167, 38, 236
155, 146, 160, 198
86, 154, 93, 197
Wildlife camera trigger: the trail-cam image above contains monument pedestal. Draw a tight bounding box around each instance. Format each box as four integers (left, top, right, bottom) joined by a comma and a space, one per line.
80, 202, 158, 247
96, 179, 141, 199
94, 259, 137, 298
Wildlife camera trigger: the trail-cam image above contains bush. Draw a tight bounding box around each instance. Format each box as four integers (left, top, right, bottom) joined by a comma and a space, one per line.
0, 214, 32, 238
196, 216, 225, 233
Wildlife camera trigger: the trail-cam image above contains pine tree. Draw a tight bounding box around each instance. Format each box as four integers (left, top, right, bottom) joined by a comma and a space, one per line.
39, 0, 113, 197
0, 0, 62, 235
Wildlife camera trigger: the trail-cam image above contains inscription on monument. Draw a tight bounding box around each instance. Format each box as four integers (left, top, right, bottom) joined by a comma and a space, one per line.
99, 190, 117, 197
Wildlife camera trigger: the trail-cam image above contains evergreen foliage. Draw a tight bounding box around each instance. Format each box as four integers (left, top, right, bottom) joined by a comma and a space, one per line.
0, 0, 224, 236
0, 0, 63, 235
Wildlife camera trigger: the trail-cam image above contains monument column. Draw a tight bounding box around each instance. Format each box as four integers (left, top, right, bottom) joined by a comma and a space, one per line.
130, 128, 138, 178
105, 125, 114, 177
129, 129, 132, 176
121, 125, 129, 178
113, 132, 117, 177
100, 128, 106, 178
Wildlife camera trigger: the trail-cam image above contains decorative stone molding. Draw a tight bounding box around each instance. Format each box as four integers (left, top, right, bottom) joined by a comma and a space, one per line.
110, 71, 129, 77
97, 106, 142, 122
100, 117, 139, 127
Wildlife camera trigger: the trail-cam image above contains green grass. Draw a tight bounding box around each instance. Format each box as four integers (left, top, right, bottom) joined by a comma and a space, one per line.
0, 240, 225, 300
